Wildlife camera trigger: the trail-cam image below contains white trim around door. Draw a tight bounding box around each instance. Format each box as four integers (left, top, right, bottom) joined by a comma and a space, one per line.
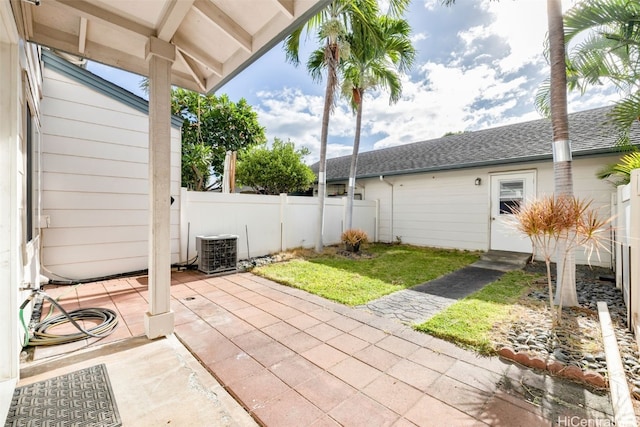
489, 170, 536, 253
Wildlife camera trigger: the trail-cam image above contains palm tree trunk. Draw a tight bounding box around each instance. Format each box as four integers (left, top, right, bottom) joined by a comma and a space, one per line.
547, 0, 578, 307
316, 43, 339, 253
346, 90, 363, 231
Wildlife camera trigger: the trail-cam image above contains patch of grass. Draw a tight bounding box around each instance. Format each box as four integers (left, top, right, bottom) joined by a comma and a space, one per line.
414, 270, 537, 355
252, 243, 479, 306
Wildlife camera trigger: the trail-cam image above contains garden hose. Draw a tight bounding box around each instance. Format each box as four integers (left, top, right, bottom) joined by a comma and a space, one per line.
20, 289, 119, 346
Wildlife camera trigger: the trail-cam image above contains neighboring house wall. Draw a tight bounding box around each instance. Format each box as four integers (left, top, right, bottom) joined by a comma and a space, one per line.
353, 155, 620, 267
40, 53, 182, 280
1, 3, 44, 418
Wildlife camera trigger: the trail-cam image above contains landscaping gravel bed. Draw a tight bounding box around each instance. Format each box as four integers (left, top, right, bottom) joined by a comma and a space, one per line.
498, 262, 640, 398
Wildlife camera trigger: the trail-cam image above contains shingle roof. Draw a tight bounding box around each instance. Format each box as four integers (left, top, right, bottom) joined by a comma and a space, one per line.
318, 107, 639, 181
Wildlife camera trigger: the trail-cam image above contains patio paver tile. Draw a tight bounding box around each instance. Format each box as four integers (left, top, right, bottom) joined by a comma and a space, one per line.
326, 333, 368, 354
251, 389, 324, 427
231, 329, 274, 352
209, 352, 265, 385
279, 331, 323, 353
387, 359, 440, 392
407, 347, 457, 373
261, 321, 300, 340
376, 335, 421, 357
301, 343, 349, 370
309, 415, 342, 427
328, 357, 382, 389
349, 324, 390, 344
445, 359, 505, 394
479, 395, 549, 427
188, 336, 243, 366
363, 375, 424, 415
269, 354, 324, 388
305, 323, 343, 341
295, 372, 358, 412
243, 311, 280, 328
329, 392, 399, 427
426, 375, 493, 419
228, 369, 290, 412
287, 313, 322, 330
392, 418, 419, 427
248, 340, 296, 368
353, 344, 403, 372
326, 316, 362, 333
404, 395, 488, 427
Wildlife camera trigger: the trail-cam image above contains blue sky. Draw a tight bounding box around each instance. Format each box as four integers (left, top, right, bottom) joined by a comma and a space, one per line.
87, 0, 617, 165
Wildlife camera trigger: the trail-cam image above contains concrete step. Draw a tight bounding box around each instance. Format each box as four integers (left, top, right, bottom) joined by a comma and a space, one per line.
472, 250, 532, 272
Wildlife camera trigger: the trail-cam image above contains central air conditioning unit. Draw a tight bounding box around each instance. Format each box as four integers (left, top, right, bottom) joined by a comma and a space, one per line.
196, 235, 238, 274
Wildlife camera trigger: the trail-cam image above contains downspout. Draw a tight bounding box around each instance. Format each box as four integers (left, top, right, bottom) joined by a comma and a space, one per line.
379, 176, 394, 242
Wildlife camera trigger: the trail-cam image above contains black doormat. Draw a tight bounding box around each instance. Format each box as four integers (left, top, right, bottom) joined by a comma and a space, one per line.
5, 364, 121, 427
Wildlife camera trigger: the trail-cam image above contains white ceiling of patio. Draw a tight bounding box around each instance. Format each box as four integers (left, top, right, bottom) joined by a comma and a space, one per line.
10, 0, 330, 93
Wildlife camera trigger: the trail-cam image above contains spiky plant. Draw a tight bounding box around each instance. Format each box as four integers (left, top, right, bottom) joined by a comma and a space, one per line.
512, 195, 611, 324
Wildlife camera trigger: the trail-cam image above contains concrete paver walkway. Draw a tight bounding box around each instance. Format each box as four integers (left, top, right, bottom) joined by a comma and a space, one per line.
358, 266, 504, 324
172, 271, 613, 426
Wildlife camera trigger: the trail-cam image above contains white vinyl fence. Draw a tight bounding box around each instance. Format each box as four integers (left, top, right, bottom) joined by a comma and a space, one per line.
614, 169, 640, 333
180, 189, 378, 263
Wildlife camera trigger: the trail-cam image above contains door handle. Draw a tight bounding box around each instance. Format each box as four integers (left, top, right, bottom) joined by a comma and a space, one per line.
491, 217, 496, 220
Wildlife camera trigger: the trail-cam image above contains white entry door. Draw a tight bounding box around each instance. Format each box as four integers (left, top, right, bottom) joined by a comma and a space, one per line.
490, 171, 536, 253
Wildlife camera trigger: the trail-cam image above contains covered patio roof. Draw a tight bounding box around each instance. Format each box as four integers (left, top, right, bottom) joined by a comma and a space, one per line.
10, 0, 329, 93
8, 0, 331, 340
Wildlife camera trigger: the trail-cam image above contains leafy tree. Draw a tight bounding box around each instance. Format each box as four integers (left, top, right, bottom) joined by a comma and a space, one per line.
597, 151, 640, 185
538, 0, 640, 144
341, 13, 415, 229
443, 0, 578, 306
171, 88, 266, 190
235, 138, 316, 195
285, 0, 409, 252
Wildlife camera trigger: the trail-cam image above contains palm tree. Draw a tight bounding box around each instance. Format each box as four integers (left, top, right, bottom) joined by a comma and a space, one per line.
284, 0, 408, 253
442, 0, 578, 306
341, 15, 415, 230
547, 0, 577, 307
562, 0, 640, 142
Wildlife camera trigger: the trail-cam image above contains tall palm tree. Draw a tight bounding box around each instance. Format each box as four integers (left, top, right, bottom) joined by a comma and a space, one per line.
442, 0, 578, 306
341, 15, 415, 229
284, 0, 408, 253
547, 0, 577, 307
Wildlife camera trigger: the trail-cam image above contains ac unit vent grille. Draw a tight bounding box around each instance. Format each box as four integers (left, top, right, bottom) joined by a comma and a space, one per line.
196, 235, 238, 274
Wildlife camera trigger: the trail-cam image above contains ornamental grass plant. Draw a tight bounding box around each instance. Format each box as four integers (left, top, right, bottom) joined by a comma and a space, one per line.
512, 195, 611, 325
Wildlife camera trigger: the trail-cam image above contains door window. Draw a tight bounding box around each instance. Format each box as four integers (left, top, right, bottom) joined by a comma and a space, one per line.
499, 180, 524, 214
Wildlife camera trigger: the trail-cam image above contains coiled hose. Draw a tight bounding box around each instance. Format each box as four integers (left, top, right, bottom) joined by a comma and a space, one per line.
20, 289, 119, 346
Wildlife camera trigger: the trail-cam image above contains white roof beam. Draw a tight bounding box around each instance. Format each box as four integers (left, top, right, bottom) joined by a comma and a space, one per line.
157, 0, 194, 42
78, 17, 87, 54
173, 32, 223, 77
274, 0, 295, 19
177, 50, 206, 92
192, 0, 252, 53
50, 0, 156, 38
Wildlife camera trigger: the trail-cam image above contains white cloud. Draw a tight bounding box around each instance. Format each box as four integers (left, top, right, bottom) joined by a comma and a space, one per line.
255, 88, 356, 164
245, 0, 618, 164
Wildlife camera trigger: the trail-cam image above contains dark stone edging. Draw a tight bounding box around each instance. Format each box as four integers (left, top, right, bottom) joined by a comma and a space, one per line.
497, 347, 608, 389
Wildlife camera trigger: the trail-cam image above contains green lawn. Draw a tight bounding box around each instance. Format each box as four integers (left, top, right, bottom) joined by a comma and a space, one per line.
251, 244, 480, 306
414, 270, 536, 354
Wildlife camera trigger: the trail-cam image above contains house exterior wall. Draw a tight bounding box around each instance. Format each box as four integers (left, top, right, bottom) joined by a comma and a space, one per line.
1, 3, 44, 417
354, 154, 620, 267
40, 64, 182, 280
